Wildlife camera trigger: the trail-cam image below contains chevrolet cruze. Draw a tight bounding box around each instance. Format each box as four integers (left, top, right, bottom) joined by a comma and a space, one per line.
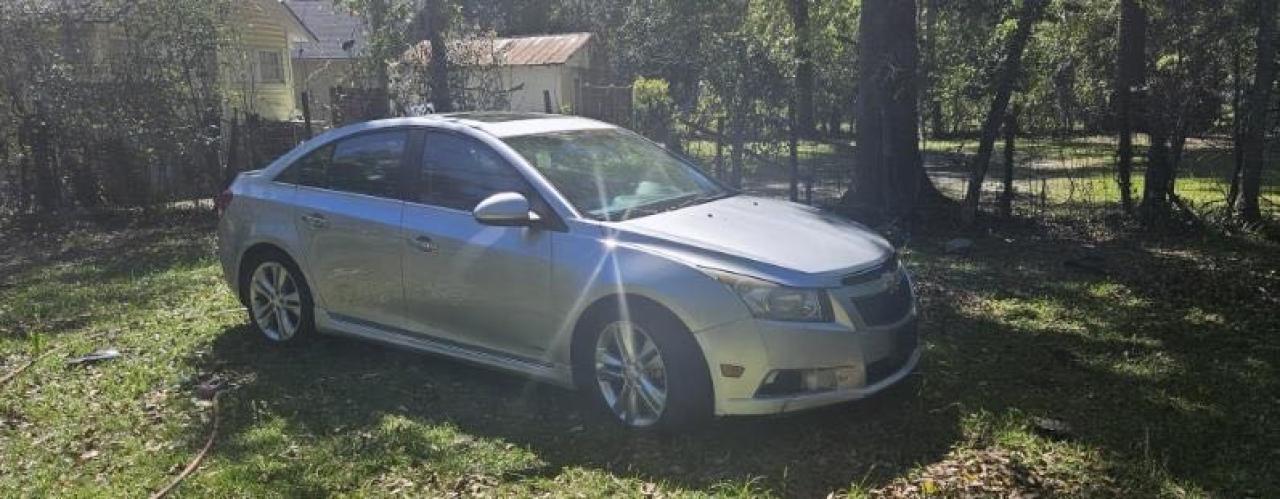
217, 113, 920, 429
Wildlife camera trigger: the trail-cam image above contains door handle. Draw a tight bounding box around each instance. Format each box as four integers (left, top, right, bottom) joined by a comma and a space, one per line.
409, 235, 437, 253
300, 212, 329, 229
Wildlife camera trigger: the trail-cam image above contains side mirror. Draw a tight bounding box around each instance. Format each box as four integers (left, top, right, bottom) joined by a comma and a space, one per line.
473, 192, 541, 227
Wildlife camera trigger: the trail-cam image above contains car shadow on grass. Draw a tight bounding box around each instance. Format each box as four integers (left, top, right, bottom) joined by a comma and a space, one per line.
197, 320, 960, 496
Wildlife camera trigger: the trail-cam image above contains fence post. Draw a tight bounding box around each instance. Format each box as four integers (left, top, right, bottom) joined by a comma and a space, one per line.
1000, 110, 1016, 217
730, 118, 744, 189
789, 106, 799, 202
301, 91, 313, 140
330, 87, 341, 125
247, 113, 261, 171
714, 117, 725, 180
805, 170, 813, 205
574, 78, 581, 114
224, 110, 240, 188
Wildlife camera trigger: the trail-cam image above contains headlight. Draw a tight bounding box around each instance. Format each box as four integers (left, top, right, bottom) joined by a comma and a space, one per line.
703, 269, 833, 322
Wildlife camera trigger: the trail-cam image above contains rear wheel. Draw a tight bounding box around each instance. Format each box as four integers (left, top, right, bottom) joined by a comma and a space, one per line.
573, 299, 712, 430
241, 252, 315, 344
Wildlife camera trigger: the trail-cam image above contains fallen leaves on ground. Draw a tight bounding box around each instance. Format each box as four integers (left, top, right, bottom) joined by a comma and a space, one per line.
869, 446, 1114, 498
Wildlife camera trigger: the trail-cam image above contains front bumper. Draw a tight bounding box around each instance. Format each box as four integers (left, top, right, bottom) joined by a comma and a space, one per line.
693, 310, 920, 416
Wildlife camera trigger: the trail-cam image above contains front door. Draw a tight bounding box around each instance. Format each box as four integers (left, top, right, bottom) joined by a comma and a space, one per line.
290, 130, 410, 328
401, 131, 554, 361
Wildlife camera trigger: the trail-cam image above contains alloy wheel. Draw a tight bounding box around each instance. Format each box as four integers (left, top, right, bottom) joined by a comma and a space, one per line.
248, 261, 303, 341
594, 321, 668, 427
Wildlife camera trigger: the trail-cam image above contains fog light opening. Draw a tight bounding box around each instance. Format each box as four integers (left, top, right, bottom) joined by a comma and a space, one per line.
755, 367, 863, 397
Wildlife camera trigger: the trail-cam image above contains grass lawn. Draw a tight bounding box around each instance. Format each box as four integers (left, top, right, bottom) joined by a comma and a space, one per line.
2, 206, 1278, 497
677, 134, 1280, 215
921, 136, 1280, 210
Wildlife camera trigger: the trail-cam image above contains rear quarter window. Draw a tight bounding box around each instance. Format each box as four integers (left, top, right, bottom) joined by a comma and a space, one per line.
275, 144, 332, 188
273, 130, 408, 199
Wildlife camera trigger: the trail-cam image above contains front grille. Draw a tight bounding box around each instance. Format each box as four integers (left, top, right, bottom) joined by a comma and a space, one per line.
866, 326, 918, 384
842, 255, 898, 286
851, 272, 913, 326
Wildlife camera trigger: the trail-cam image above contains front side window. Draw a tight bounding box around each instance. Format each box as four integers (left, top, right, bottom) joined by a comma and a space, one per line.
418, 132, 531, 211
257, 50, 284, 83
503, 129, 728, 221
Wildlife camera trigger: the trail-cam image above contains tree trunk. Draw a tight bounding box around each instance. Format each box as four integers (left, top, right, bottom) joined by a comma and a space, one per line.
1237, 0, 1277, 222
1000, 110, 1017, 217
790, 0, 815, 137
960, 0, 1045, 224
1228, 47, 1245, 211
1141, 128, 1172, 218
418, 0, 453, 113
924, 0, 944, 138
1116, 0, 1146, 215
368, 0, 391, 89
842, 0, 937, 223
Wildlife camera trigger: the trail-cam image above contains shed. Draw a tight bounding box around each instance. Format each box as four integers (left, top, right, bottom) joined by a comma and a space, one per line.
406, 33, 599, 113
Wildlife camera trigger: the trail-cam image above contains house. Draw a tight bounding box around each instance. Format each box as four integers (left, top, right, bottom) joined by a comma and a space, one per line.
220, 0, 318, 121
284, 0, 380, 119
484, 32, 598, 113
403, 33, 600, 114
32, 0, 316, 122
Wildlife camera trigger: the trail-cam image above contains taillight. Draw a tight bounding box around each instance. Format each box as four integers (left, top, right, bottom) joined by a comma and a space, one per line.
215, 189, 234, 217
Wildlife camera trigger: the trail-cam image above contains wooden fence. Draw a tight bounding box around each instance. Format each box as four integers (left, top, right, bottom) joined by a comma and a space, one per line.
578, 84, 633, 127
330, 87, 390, 127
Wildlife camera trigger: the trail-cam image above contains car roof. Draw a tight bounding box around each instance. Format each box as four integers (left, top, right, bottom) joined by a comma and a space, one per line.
351, 112, 617, 139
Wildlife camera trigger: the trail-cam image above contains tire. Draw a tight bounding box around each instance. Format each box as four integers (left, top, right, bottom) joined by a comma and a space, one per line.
239, 249, 316, 345
571, 297, 713, 431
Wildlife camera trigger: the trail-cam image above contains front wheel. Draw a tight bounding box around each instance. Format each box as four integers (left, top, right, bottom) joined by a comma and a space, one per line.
573, 299, 713, 430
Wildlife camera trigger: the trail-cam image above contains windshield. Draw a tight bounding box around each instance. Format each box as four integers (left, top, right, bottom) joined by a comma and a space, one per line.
503, 129, 730, 221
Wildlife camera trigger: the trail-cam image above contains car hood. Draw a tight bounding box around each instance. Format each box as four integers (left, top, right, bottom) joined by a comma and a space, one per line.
608, 195, 894, 287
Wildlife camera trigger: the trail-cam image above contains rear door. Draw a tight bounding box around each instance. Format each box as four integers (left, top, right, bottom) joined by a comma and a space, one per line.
288, 129, 411, 328
400, 130, 555, 360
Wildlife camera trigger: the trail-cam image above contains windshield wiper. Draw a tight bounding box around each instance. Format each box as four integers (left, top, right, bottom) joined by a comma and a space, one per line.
613, 191, 734, 220
676, 190, 735, 209
618, 196, 694, 219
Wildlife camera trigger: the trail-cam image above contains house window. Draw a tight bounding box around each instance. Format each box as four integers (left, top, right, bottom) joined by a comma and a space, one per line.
257, 50, 284, 84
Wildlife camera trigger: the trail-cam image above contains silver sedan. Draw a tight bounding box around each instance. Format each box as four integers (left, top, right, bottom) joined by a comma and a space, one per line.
216, 113, 919, 429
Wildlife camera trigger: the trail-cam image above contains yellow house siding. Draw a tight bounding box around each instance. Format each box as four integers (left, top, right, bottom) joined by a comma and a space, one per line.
222, 5, 298, 121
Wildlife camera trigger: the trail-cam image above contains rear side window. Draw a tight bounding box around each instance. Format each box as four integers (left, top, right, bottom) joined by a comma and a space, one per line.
329, 131, 407, 198
277, 144, 332, 187
277, 131, 407, 198
418, 132, 531, 211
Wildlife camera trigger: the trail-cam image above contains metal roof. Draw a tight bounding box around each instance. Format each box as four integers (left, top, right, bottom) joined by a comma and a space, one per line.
409, 32, 592, 67
492, 32, 592, 66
